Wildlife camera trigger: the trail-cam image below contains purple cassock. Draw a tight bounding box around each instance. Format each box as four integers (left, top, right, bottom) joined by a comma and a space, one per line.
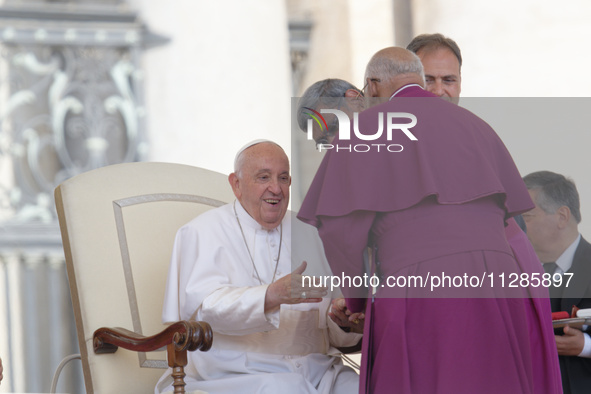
298, 85, 561, 393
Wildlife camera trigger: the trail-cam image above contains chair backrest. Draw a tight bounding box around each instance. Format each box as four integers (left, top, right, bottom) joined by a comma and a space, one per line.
55, 162, 235, 394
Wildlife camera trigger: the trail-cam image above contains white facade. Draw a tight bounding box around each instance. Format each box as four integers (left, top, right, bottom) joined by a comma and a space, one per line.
127, 0, 293, 176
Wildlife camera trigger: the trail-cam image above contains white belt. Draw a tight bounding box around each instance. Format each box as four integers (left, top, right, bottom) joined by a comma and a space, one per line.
212, 309, 328, 356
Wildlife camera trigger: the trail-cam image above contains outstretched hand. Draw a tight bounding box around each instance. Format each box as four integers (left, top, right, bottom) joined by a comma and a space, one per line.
265, 261, 328, 313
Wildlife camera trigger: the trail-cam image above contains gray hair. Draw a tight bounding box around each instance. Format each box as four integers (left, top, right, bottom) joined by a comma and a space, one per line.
523, 170, 581, 223
406, 33, 463, 69
364, 50, 425, 84
296, 78, 360, 132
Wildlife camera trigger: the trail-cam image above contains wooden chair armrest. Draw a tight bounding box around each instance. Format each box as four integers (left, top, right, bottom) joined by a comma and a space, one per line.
93, 320, 213, 354
93, 321, 213, 394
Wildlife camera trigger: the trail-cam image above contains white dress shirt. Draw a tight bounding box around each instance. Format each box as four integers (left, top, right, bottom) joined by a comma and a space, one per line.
388, 83, 424, 100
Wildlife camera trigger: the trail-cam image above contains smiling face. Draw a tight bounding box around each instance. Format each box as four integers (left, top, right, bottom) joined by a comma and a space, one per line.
229, 142, 290, 230
417, 46, 461, 104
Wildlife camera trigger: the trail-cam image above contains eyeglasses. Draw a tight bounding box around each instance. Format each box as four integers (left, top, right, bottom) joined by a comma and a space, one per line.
357, 78, 381, 98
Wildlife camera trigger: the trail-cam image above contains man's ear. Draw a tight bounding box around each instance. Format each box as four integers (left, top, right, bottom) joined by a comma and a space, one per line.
228, 173, 241, 199
345, 88, 366, 111
556, 205, 571, 229
344, 88, 362, 98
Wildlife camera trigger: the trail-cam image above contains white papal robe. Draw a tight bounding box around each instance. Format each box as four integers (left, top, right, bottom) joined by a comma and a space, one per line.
156, 201, 361, 394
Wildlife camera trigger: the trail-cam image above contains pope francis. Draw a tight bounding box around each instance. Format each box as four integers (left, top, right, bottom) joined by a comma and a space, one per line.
156, 140, 361, 394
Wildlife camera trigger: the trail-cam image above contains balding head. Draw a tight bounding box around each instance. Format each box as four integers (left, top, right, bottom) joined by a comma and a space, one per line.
364, 47, 425, 98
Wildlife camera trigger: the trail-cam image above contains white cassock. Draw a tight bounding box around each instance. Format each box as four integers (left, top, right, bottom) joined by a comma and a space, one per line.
156, 200, 361, 394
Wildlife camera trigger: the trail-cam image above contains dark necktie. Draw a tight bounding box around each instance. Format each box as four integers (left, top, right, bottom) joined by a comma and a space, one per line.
543, 262, 563, 311
543, 262, 558, 275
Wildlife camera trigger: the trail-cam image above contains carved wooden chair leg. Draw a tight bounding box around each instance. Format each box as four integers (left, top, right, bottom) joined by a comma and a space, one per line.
168, 342, 188, 394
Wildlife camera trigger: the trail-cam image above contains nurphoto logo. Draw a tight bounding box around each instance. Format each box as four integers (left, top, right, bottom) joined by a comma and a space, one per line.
302, 107, 418, 153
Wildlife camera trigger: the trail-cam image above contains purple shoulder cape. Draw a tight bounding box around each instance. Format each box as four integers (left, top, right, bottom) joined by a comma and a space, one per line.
298, 86, 533, 226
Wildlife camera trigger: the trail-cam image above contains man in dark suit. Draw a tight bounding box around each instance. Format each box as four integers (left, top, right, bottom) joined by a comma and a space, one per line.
523, 170, 591, 394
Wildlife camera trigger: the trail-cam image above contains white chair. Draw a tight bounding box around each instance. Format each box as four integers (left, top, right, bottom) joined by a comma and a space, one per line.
54, 162, 235, 393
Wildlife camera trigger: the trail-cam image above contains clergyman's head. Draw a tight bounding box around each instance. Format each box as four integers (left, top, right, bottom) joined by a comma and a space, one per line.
364, 47, 425, 99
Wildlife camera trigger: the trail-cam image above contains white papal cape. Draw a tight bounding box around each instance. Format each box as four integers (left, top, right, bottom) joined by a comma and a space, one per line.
156, 201, 361, 394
